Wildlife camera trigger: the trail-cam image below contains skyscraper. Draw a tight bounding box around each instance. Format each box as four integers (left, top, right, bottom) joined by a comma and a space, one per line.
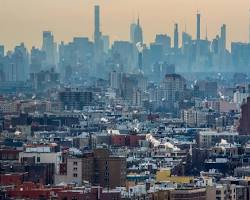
131, 17, 143, 45
196, 13, 201, 60
182, 32, 192, 47
220, 24, 226, 51
93, 5, 104, 71
0, 45, 4, 57
196, 13, 201, 41
102, 35, 110, 53
155, 34, 171, 53
130, 23, 137, 43
94, 5, 101, 44
174, 23, 179, 50
249, 9, 250, 43
42, 31, 56, 68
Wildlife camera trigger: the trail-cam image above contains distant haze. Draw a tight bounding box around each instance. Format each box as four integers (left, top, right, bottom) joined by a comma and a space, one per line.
0, 0, 250, 50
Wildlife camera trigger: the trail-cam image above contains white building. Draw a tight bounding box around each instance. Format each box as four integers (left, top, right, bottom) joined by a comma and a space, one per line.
233, 90, 248, 109
19, 144, 62, 174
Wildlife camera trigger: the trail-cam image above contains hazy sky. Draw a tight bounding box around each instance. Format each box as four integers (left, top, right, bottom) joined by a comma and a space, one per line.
0, 0, 250, 50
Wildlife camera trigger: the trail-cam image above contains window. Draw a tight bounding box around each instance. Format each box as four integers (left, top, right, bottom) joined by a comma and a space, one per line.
73, 173, 78, 177
73, 167, 77, 171
37, 157, 40, 163
73, 162, 78, 166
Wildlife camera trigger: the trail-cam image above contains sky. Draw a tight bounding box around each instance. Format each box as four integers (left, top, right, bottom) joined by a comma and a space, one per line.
0, 0, 250, 51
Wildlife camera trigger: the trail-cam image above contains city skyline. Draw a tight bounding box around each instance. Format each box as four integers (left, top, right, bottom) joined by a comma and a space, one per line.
1, 0, 250, 50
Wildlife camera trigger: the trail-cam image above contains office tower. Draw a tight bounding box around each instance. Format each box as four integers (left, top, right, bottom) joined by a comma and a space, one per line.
132, 89, 142, 106
197, 13, 201, 41
197, 80, 218, 98
130, 23, 137, 43
30, 47, 46, 73
174, 23, 179, 50
155, 34, 171, 53
111, 41, 134, 71
93, 5, 104, 67
0, 45, 4, 57
110, 70, 122, 89
102, 35, 110, 53
42, 31, 56, 67
30, 68, 60, 91
249, 9, 250, 43
131, 17, 143, 45
220, 24, 226, 51
182, 32, 192, 47
11, 43, 29, 81
161, 73, 186, 103
150, 43, 163, 63
94, 5, 101, 44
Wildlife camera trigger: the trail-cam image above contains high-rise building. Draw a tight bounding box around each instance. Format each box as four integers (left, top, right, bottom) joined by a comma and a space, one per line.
42, 31, 56, 67
102, 35, 110, 53
197, 13, 201, 41
131, 17, 143, 45
220, 24, 226, 52
196, 13, 201, 60
93, 5, 104, 67
161, 73, 186, 103
30, 47, 46, 73
182, 32, 192, 47
174, 23, 179, 50
155, 34, 171, 53
109, 70, 122, 89
58, 88, 93, 111
0, 45, 4, 57
12, 43, 29, 81
94, 5, 101, 44
130, 23, 137, 43
238, 97, 250, 135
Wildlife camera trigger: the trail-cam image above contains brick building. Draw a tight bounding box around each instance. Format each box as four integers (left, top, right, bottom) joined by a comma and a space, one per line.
238, 97, 250, 135
55, 148, 126, 189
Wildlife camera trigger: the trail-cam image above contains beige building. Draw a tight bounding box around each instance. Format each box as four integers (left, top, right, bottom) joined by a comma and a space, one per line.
55, 148, 126, 189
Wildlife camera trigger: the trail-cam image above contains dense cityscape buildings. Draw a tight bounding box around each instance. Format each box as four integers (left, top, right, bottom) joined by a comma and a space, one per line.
2, 4, 250, 200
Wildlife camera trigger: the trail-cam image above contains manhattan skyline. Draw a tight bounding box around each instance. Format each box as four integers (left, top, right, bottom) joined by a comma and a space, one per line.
1, 0, 250, 50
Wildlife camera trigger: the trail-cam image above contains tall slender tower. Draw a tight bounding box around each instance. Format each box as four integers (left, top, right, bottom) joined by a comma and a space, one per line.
196, 12, 201, 41
174, 23, 179, 50
249, 9, 250, 43
94, 5, 101, 44
220, 24, 226, 51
